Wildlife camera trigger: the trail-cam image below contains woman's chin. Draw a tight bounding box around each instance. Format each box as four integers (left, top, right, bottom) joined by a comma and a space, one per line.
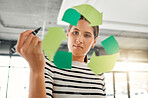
72, 51, 85, 57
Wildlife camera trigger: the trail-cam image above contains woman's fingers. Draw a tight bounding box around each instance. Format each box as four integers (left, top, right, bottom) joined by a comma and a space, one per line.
36, 40, 42, 53
22, 34, 35, 49
20, 35, 41, 55
16, 29, 45, 73
30, 36, 40, 47
37, 40, 42, 49
16, 30, 33, 53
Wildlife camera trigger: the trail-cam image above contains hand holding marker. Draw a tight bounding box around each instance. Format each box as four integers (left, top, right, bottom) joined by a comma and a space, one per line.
10, 27, 42, 54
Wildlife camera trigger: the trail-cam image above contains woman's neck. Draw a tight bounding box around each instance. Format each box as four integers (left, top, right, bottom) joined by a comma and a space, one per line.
72, 55, 85, 63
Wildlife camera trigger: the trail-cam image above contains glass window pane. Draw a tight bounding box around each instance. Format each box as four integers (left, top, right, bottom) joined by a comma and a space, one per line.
10, 56, 29, 68
129, 72, 148, 98
115, 73, 128, 98
113, 62, 128, 71
0, 67, 9, 98
127, 62, 148, 71
113, 62, 148, 71
7, 68, 30, 98
104, 73, 114, 98
0, 56, 10, 67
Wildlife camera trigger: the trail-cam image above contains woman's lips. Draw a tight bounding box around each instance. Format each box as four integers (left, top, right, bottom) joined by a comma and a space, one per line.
73, 45, 83, 49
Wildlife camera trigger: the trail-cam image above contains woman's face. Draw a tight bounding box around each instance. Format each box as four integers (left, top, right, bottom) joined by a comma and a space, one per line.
67, 20, 97, 57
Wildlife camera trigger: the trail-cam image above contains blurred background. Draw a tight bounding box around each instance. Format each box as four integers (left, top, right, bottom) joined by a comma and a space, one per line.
0, 0, 148, 98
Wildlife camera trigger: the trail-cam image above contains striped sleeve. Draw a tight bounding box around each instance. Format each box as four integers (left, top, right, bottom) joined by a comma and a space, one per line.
44, 56, 54, 98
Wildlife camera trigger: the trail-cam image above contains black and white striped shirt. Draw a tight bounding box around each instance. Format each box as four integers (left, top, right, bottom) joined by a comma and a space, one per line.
44, 56, 106, 98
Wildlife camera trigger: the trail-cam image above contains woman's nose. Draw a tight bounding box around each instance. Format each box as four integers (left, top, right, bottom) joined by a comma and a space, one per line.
76, 35, 83, 44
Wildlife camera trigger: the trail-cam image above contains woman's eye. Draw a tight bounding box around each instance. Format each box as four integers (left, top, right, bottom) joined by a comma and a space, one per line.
84, 34, 90, 37
73, 31, 79, 35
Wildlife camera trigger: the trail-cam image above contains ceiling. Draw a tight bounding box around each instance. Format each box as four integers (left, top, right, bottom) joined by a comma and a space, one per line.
0, 0, 148, 50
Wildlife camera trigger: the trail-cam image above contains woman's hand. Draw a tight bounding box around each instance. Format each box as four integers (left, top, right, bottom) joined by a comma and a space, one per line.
16, 30, 45, 73
17, 30, 47, 98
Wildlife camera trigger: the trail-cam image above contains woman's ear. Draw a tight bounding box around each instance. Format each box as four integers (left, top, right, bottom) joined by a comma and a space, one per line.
91, 37, 98, 48
66, 29, 69, 38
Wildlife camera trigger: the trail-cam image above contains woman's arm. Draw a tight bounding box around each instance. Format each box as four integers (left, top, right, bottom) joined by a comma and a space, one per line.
16, 30, 47, 98
29, 69, 46, 98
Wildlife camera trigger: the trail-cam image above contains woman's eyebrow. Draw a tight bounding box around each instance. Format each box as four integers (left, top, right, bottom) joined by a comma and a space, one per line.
84, 32, 92, 35
73, 28, 80, 31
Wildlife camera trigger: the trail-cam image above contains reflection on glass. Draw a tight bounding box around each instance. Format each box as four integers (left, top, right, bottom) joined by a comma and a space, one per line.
104, 73, 114, 98
115, 73, 128, 98
129, 72, 148, 98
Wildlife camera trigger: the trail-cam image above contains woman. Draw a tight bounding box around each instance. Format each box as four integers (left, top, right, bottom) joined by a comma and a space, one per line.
16, 9, 106, 98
